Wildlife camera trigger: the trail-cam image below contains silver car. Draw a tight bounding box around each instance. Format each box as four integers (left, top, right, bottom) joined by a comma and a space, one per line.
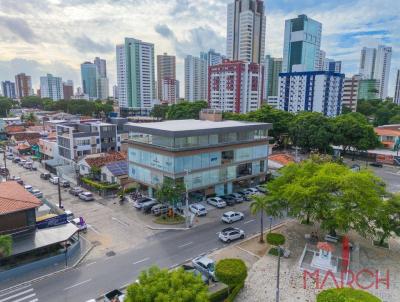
218, 227, 245, 243
192, 255, 217, 282
221, 211, 244, 224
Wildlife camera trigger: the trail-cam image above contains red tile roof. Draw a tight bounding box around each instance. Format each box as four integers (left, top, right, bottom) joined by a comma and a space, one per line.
268, 154, 294, 166
0, 181, 42, 215
5, 125, 26, 134
12, 132, 41, 142
85, 152, 127, 168
375, 128, 400, 137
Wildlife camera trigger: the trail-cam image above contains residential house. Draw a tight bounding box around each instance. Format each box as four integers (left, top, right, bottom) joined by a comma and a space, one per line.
375, 125, 400, 150
101, 161, 129, 186
78, 152, 127, 179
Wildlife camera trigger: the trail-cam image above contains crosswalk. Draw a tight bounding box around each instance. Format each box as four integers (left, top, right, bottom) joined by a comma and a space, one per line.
0, 284, 38, 302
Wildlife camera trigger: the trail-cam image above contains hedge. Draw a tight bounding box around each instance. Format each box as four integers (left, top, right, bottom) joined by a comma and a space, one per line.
317, 288, 381, 302
215, 259, 247, 287
81, 177, 120, 190
225, 282, 244, 302
268, 247, 284, 257
209, 286, 229, 302
266, 233, 285, 246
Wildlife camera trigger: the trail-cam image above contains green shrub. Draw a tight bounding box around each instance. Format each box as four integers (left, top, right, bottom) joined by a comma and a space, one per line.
215, 259, 247, 287
266, 233, 285, 246
81, 177, 119, 190
317, 288, 381, 302
225, 282, 244, 302
0, 235, 12, 258
268, 247, 284, 256
209, 286, 229, 302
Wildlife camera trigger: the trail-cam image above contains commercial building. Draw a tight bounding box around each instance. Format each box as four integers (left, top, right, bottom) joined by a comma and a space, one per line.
342, 75, 360, 112
358, 45, 392, 99
157, 53, 176, 102
282, 15, 322, 72
15, 73, 32, 98
184, 55, 207, 101
263, 55, 282, 99
161, 78, 177, 104
1, 81, 16, 99
278, 71, 344, 117
57, 121, 121, 162
208, 60, 263, 113
62, 81, 74, 100
125, 111, 271, 199
81, 62, 98, 100
200, 49, 225, 67
394, 70, 400, 105
94, 57, 107, 78
358, 79, 380, 100
226, 0, 266, 64
116, 38, 156, 108
40, 74, 63, 101
316, 50, 342, 73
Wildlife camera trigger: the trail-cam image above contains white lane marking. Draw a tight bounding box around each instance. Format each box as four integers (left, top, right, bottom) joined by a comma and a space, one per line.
178, 241, 193, 248
0, 285, 31, 297
63, 279, 92, 291
86, 261, 97, 267
12, 294, 36, 302
87, 225, 101, 235
111, 217, 129, 227
133, 257, 150, 265
244, 219, 255, 224
27, 299, 38, 302
0, 289, 33, 302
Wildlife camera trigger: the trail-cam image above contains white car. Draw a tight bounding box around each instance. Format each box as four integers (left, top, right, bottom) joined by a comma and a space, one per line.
24, 185, 33, 192
71, 217, 87, 233
206, 197, 227, 208
18, 159, 27, 166
221, 211, 244, 224
230, 193, 245, 202
189, 204, 208, 216
244, 187, 262, 195
49, 176, 59, 184
31, 189, 43, 198
6, 154, 13, 160
192, 255, 217, 282
218, 227, 245, 243
78, 192, 94, 201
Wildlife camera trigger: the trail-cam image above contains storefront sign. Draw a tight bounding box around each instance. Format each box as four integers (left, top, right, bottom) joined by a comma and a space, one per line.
36, 214, 68, 229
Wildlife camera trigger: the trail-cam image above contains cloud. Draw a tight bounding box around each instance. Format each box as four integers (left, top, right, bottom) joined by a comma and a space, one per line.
72, 35, 114, 54
155, 24, 175, 39
0, 16, 38, 43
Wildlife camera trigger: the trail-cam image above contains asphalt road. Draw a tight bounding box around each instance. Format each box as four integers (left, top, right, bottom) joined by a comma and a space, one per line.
0, 207, 282, 302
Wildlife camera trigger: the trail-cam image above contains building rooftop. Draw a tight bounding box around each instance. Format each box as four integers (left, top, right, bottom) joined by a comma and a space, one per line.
125, 119, 272, 137
84, 152, 127, 168
0, 181, 42, 215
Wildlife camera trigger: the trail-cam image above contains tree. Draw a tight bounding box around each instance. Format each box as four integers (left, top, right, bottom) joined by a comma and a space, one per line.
155, 178, 186, 210
0, 235, 12, 258
151, 104, 169, 119
125, 266, 209, 302
357, 99, 400, 126
24, 112, 38, 124
165, 101, 208, 120
374, 194, 400, 246
215, 258, 247, 289
0, 97, 13, 117
289, 112, 333, 153
21, 96, 47, 109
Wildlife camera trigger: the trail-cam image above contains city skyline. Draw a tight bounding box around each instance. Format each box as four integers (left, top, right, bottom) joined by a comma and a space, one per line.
0, 0, 399, 96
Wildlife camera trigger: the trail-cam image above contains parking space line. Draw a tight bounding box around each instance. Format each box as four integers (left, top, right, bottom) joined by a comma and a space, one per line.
0, 289, 33, 302
178, 241, 193, 248
133, 257, 150, 265
63, 279, 92, 291
111, 217, 129, 227
244, 219, 255, 224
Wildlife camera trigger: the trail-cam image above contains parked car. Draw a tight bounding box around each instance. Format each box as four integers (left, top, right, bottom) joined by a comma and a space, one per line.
230, 193, 244, 203
78, 192, 94, 201
220, 195, 236, 206
40, 172, 51, 180
13, 157, 21, 163
206, 197, 227, 208
49, 176, 59, 184
0, 167, 8, 176
104, 289, 125, 302
236, 191, 250, 201
60, 179, 70, 188
141, 200, 159, 214
6, 154, 13, 160
133, 197, 155, 209
71, 217, 87, 233
189, 203, 208, 216
69, 187, 83, 196
221, 211, 244, 224
18, 159, 27, 166
23, 162, 33, 169
31, 189, 43, 199
243, 187, 261, 196
370, 162, 383, 168
256, 185, 267, 193
181, 264, 209, 284
218, 227, 245, 243
24, 185, 33, 192
11, 176, 24, 185
192, 255, 217, 282
64, 210, 74, 221
151, 204, 169, 216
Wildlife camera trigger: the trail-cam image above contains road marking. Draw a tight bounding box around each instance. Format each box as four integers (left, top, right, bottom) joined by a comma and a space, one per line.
87, 225, 101, 235
86, 261, 97, 267
133, 257, 150, 265
11, 294, 36, 302
0, 289, 33, 302
63, 279, 92, 291
112, 217, 130, 227
0, 285, 31, 297
178, 241, 193, 248
244, 219, 255, 224
27, 299, 38, 302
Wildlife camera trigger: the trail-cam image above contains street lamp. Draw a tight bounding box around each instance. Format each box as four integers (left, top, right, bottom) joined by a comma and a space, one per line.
184, 169, 190, 228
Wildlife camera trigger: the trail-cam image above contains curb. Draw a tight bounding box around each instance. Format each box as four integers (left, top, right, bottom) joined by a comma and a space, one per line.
145, 224, 190, 231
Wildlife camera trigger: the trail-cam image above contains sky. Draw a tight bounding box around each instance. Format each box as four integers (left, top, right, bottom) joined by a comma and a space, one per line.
0, 0, 399, 96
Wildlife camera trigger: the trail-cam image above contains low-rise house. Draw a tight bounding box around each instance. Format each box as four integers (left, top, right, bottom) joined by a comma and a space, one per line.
78, 152, 127, 178
101, 161, 129, 185
10, 132, 41, 145
375, 125, 400, 150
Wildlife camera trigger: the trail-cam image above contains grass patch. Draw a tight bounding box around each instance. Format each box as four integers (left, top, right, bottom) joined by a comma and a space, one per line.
154, 215, 185, 225
268, 247, 284, 257
317, 288, 381, 302
266, 233, 285, 246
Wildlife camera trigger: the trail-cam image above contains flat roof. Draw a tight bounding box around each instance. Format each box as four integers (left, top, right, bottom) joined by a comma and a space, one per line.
124, 119, 272, 137
10, 223, 79, 256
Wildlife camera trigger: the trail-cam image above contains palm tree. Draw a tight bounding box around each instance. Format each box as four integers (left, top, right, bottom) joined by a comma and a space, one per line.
250, 195, 269, 243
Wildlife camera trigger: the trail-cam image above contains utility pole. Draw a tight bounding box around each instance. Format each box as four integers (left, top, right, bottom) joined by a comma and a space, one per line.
57, 170, 62, 209
3, 150, 8, 180
275, 246, 282, 302
184, 169, 190, 228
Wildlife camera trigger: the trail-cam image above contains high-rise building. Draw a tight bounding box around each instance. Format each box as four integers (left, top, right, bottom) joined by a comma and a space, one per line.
342, 75, 360, 112
161, 78, 177, 104
113, 85, 118, 100
226, 0, 266, 64
278, 71, 344, 117
184, 55, 207, 102
316, 50, 341, 73
116, 38, 156, 108
358, 45, 392, 99
1, 81, 16, 99
263, 55, 282, 99
200, 49, 225, 67
40, 74, 63, 101
208, 60, 263, 113
358, 79, 380, 100
175, 80, 180, 99
94, 57, 107, 78
282, 15, 322, 72
81, 62, 98, 100
94, 57, 109, 99
157, 53, 176, 101
15, 73, 32, 98
316, 50, 326, 71
394, 70, 400, 105
63, 80, 74, 100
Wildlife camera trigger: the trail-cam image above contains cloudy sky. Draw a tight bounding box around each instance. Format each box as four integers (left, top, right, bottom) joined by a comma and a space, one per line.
0, 0, 399, 96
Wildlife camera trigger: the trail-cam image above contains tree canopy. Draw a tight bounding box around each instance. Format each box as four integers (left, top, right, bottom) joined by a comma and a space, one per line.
150, 101, 208, 120
155, 178, 186, 208
0, 235, 12, 258
357, 99, 400, 126
125, 266, 209, 302
0, 97, 14, 117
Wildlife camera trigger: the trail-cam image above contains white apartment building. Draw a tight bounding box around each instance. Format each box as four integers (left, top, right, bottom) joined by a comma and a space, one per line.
40, 74, 64, 101
208, 60, 263, 113
278, 71, 344, 117
184, 55, 207, 101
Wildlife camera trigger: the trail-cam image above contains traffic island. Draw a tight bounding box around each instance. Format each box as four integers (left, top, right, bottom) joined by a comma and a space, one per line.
154, 215, 185, 225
